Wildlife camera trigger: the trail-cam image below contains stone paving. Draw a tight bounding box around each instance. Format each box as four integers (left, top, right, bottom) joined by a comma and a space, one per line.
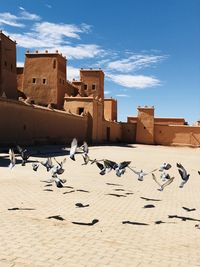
0, 144, 200, 267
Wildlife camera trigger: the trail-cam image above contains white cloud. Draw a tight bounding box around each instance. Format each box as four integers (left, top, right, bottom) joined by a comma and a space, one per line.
115, 94, 129, 97
107, 54, 167, 73
107, 73, 161, 89
33, 22, 90, 40
67, 66, 80, 81
17, 61, 24, 67
45, 4, 52, 8
0, 12, 24, 27
20, 9, 41, 21
104, 90, 111, 95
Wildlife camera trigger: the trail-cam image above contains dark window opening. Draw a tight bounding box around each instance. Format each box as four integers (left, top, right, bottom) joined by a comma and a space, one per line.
43, 78, 46, 84
84, 84, 87, 90
23, 124, 26, 131
92, 84, 96, 90
144, 126, 146, 129
78, 107, 84, 115
11, 64, 13, 71
60, 78, 62, 84
4, 61, 7, 67
32, 78, 36, 84
53, 60, 56, 69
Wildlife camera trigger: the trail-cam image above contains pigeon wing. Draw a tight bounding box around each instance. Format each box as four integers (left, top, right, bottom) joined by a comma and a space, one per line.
152, 173, 161, 187
161, 177, 174, 190
165, 164, 172, 170
96, 161, 104, 170
70, 138, 78, 157
82, 141, 89, 154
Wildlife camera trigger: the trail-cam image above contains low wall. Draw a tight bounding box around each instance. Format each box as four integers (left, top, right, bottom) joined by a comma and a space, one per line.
154, 124, 200, 147
121, 122, 137, 143
0, 98, 88, 146
103, 120, 121, 143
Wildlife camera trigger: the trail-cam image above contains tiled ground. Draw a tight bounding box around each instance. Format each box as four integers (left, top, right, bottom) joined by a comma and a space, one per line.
0, 144, 200, 267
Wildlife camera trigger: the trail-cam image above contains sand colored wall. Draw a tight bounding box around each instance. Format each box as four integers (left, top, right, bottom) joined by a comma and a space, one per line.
104, 98, 117, 122
154, 124, 200, 147
0, 98, 88, 146
103, 121, 121, 142
136, 107, 154, 144
0, 33, 17, 99
64, 97, 104, 143
121, 122, 137, 143
21, 52, 67, 108
154, 118, 185, 125
80, 69, 104, 99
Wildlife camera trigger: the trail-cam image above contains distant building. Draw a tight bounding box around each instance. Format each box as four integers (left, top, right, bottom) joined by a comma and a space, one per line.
0, 31, 199, 147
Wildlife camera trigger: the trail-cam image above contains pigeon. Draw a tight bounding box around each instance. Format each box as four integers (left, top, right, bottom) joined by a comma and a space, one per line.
52, 157, 66, 175
80, 141, 89, 154
32, 163, 39, 171
40, 157, 54, 172
159, 163, 172, 172
152, 173, 175, 191
54, 177, 66, 188
129, 168, 157, 181
94, 159, 117, 175
160, 171, 171, 182
70, 138, 78, 161
115, 161, 131, 177
8, 148, 15, 169
176, 163, 190, 188
16, 145, 30, 166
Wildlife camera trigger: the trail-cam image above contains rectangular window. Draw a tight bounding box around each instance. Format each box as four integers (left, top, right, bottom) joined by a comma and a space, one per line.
84, 84, 87, 90
32, 78, 36, 84
92, 84, 96, 90
43, 78, 46, 84
4, 61, 7, 67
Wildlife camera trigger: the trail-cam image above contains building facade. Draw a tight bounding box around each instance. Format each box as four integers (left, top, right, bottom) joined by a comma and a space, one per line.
0, 31, 200, 147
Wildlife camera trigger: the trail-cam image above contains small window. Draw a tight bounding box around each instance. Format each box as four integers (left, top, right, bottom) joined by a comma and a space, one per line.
92, 84, 96, 90
60, 78, 62, 84
43, 78, 46, 84
11, 64, 13, 71
53, 59, 56, 69
4, 61, 7, 67
78, 107, 84, 115
63, 80, 64, 85
84, 84, 87, 90
32, 78, 36, 84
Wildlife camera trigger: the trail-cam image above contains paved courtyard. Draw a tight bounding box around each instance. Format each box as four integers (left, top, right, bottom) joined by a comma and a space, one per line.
0, 144, 200, 267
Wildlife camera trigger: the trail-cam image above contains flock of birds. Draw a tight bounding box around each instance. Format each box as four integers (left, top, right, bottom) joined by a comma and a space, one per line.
7, 138, 199, 191
4, 138, 200, 228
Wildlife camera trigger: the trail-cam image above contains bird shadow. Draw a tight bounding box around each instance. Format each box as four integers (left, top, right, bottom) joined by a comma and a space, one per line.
143, 204, 155, 209
8, 207, 36, 211
182, 206, 196, 212
46, 215, 65, 221
63, 190, 76, 194
106, 183, 123, 186
72, 219, 99, 226
75, 203, 90, 208
76, 189, 90, 193
140, 197, 162, 202
122, 220, 149, 226
168, 215, 200, 222
43, 189, 53, 192
106, 193, 127, 197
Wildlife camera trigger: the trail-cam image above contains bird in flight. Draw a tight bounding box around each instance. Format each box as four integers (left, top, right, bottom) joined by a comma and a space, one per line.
8, 148, 15, 169
152, 173, 175, 191
176, 163, 190, 188
16, 145, 30, 166
129, 168, 157, 181
70, 138, 78, 161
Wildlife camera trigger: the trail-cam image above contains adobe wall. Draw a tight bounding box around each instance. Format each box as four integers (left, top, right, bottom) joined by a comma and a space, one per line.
104, 98, 117, 122
154, 124, 200, 147
154, 118, 185, 125
0, 98, 88, 146
80, 70, 104, 99
103, 121, 121, 143
136, 107, 154, 144
121, 122, 137, 143
0, 33, 17, 99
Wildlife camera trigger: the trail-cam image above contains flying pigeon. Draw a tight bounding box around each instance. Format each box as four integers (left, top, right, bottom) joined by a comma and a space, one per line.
16, 145, 30, 166
152, 173, 175, 191
70, 138, 78, 161
176, 163, 190, 188
8, 148, 15, 169
129, 168, 157, 181
159, 163, 172, 172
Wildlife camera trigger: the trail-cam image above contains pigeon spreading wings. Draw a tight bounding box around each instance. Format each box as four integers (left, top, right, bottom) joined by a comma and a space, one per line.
152, 173, 174, 191
70, 138, 78, 161
129, 168, 157, 181
176, 163, 190, 188
16, 145, 30, 166
159, 163, 172, 171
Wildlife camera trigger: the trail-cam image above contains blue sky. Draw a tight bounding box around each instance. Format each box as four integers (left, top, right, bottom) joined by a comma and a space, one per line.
0, 0, 199, 124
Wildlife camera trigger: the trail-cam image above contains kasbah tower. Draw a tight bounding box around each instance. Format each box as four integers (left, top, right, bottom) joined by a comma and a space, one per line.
0, 31, 200, 147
